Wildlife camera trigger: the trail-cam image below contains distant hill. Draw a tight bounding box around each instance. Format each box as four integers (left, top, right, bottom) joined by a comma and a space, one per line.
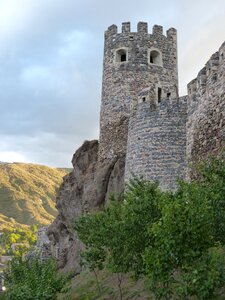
0, 163, 70, 229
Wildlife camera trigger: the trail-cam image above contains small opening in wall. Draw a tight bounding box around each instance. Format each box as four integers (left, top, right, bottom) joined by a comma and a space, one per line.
150, 50, 162, 66
167, 92, 171, 99
142, 97, 146, 102
221, 53, 224, 60
116, 49, 128, 63
212, 73, 217, 82
121, 54, 126, 61
158, 88, 162, 103
129, 36, 134, 41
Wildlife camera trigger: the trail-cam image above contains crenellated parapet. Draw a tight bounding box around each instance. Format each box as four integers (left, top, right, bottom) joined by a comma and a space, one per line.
99, 21, 179, 163
104, 21, 177, 42
99, 21, 225, 187
186, 41, 225, 168
188, 46, 225, 101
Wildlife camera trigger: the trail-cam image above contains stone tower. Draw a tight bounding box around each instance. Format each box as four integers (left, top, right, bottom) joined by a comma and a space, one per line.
125, 93, 187, 190
99, 22, 179, 166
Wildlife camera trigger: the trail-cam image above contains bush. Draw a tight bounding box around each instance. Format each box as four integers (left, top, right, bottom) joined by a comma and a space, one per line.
4, 257, 68, 300
74, 156, 225, 299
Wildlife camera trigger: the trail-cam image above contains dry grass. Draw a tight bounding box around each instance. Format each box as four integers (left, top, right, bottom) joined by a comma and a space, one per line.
58, 269, 153, 300
0, 163, 69, 229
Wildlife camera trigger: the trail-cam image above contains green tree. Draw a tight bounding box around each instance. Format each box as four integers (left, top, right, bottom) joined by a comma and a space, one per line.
4, 256, 68, 300
75, 156, 225, 300
75, 179, 162, 298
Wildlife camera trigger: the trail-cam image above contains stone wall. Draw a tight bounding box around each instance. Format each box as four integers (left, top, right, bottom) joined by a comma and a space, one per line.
187, 42, 225, 168
99, 22, 178, 163
47, 24, 225, 275
125, 96, 187, 190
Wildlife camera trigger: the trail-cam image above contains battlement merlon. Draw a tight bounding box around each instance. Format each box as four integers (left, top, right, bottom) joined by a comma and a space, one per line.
166, 27, 177, 42
122, 22, 131, 33
153, 25, 163, 35
105, 24, 118, 38
137, 22, 148, 33
104, 22, 177, 41
187, 78, 197, 96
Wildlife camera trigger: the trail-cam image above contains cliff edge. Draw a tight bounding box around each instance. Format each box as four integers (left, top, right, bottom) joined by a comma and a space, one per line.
47, 140, 125, 274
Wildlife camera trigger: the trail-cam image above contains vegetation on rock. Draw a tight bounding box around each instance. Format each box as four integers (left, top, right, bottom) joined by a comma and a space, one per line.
74, 155, 225, 299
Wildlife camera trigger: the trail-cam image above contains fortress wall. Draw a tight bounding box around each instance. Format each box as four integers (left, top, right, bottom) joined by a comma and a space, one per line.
187, 42, 225, 166
99, 22, 178, 163
125, 96, 187, 190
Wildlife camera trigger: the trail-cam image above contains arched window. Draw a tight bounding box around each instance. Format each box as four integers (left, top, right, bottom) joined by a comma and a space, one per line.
115, 48, 128, 63
149, 49, 162, 66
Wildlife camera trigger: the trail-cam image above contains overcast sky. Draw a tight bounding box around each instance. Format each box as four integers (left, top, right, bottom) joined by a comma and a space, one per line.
0, 0, 225, 167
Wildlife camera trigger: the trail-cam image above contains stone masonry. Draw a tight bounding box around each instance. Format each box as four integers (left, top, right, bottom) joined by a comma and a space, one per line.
99, 21, 225, 189
187, 44, 225, 167
125, 96, 187, 190
99, 22, 178, 166
48, 22, 225, 273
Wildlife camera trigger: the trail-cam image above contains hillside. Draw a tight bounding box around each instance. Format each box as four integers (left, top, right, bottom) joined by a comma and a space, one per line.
0, 163, 70, 229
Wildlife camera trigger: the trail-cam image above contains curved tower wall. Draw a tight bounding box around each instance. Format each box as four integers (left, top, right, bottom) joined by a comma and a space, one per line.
125, 95, 187, 190
98, 22, 178, 163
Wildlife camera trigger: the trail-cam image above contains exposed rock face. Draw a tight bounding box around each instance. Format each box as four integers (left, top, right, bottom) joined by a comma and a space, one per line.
47, 24, 225, 275
47, 140, 125, 274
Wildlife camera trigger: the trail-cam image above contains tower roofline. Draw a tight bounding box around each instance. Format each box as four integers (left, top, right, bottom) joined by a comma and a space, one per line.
105, 21, 177, 39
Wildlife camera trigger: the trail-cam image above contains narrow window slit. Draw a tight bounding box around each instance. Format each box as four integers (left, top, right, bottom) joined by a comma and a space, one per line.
121, 54, 126, 62
158, 88, 162, 103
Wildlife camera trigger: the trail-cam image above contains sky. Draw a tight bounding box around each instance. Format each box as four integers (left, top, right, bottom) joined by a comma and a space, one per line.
0, 0, 225, 167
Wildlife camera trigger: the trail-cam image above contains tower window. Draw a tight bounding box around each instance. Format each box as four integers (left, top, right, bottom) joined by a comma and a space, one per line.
158, 88, 162, 103
167, 92, 171, 99
149, 49, 162, 66
115, 48, 128, 63
121, 54, 126, 61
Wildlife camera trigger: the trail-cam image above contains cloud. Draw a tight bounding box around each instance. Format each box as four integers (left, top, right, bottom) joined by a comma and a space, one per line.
0, 0, 225, 166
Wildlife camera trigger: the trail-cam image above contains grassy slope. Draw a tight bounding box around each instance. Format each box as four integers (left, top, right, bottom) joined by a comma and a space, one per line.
57, 269, 225, 300
0, 163, 69, 229
58, 270, 151, 300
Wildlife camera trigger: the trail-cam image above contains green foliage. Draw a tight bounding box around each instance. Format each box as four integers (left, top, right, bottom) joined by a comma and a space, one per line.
178, 247, 225, 299
144, 180, 215, 299
4, 257, 68, 300
196, 155, 225, 244
0, 227, 37, 256
75, 180, 162, 278
74, 156, 225, 299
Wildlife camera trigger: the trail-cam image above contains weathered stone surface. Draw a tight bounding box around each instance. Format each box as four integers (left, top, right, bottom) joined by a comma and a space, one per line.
125, 96, 187, 190
187, 45, 225, 169
47, 140, 125, 274
48, 22, 225, 274
99, 22, 178, 165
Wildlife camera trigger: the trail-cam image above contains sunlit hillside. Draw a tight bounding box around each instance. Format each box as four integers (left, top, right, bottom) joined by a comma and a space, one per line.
0, 163, 70, 229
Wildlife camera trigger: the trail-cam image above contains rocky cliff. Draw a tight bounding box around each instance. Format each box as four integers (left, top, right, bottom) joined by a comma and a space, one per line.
47, 140, 125, 274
